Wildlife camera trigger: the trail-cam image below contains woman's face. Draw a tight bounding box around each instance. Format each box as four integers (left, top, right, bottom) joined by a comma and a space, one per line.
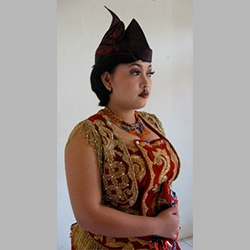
107, 60, 154, 110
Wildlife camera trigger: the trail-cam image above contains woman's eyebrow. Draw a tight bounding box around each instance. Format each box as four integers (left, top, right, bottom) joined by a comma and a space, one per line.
128, 63, 152, 68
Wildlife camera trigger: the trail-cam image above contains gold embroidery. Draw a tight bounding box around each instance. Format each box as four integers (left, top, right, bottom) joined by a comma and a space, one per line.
105, 237, 133, 249
65, 120, 104, 173
105, 236, 154, 249
135, 142, 155, 216
130, 154, 146, 182
152, 142, 171, 185
99, 110, 139, 208
66, 110, 180, 211
67, 110, 180, 249
139, 112, 166, 137
70, 224, 108, 250
139, 111, 181, 183
132, 139, 179, 216
70, 224, 155, 250
165, 141, 180, 185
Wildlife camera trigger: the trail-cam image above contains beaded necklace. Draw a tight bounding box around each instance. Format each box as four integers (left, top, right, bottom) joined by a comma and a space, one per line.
104, 106, 150, 141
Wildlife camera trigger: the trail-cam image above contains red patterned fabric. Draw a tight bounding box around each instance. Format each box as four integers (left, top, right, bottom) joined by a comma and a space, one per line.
69, 110, 181, 249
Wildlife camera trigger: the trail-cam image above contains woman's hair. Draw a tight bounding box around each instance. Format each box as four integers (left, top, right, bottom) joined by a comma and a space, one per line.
90, 54, 137, 106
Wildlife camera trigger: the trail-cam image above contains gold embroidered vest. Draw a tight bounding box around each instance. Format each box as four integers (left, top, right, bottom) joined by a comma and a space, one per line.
66, 109, 181, 250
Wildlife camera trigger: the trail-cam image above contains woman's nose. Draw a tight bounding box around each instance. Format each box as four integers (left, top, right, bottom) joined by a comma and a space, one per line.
140, 74, 150, 88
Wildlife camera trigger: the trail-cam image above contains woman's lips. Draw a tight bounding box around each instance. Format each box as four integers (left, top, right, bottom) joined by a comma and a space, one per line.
139, 93, 148, 98
139, 89, 149, 98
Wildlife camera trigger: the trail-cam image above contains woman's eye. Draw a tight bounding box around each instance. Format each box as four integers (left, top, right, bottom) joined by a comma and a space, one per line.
148, 71, 155, 77
130, 70, 155, 77
130, 70, 140, 76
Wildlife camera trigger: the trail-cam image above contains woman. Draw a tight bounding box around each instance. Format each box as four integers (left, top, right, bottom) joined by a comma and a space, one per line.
65, 7, 181, 250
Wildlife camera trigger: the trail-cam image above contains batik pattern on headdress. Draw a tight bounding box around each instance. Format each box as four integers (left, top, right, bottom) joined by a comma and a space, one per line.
95, 6, 152, 63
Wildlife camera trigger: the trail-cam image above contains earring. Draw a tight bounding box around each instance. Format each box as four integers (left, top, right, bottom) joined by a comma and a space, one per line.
106, 87, 112, 93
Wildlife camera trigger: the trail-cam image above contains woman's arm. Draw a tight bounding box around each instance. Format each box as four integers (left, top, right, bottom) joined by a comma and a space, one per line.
65, 129, 179, 239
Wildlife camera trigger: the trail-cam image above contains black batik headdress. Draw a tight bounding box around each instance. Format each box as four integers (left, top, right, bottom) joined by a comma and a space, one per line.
95, 6, 152, 64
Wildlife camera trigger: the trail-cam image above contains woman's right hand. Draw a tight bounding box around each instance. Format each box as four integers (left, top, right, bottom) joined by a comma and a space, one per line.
155, 206, 180, 239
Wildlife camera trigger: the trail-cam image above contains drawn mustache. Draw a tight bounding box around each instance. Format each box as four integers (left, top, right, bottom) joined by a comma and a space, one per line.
140, 88, 149, 95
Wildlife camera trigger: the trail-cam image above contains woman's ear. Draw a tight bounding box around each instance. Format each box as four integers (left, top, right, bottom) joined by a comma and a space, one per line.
101, 71, 112, 92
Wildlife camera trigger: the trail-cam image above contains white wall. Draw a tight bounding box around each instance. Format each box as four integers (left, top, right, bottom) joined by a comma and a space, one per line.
57, 0, 193, 249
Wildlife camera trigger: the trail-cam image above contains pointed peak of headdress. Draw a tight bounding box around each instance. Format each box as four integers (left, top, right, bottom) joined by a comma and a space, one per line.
104, 6, 121, 28
125, 18, 152, 62
125, 18, 150, 47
